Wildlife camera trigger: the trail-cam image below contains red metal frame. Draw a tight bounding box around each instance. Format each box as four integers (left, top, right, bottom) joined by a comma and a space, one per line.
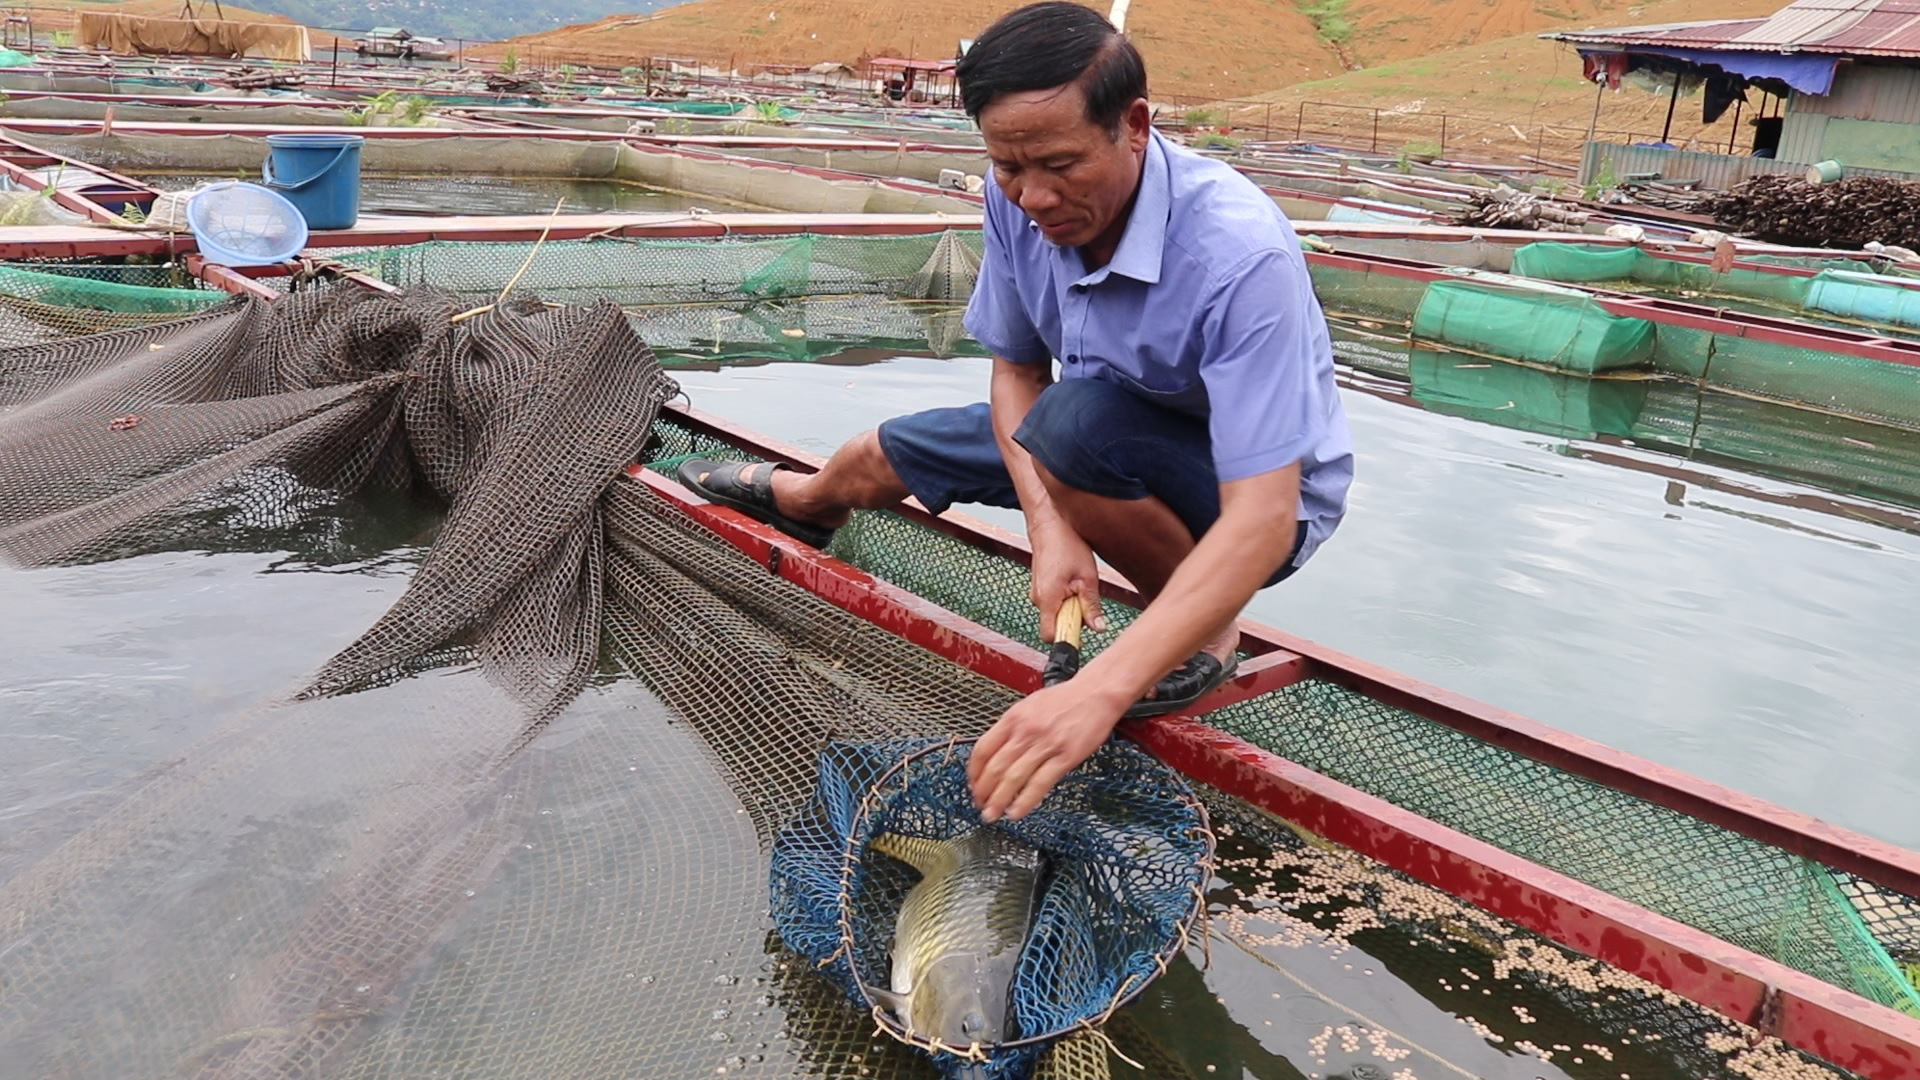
0, 131, 160, 224
661, 403, 1920, 903
1307, 248, 1920, 369
624, 450, 1920, 1080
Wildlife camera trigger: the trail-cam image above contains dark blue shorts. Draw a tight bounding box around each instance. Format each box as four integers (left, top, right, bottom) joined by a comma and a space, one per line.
876, 377, 1306, 584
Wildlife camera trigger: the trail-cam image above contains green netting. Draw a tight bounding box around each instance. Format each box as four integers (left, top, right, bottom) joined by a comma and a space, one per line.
1511, 242, 1818, 308
1651, 323, 1920, 430
1806, 270, 1920, 329
1305, 260, 1430, 325
1411, 278, 1655, 373
329, 234, 989, 363
0, 263, 232, 347
640, 412, 1920, 1021
0, 264, 225, 314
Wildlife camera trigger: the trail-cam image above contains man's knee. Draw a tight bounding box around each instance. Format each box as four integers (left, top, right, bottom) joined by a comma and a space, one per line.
1014, 380, 1146, 501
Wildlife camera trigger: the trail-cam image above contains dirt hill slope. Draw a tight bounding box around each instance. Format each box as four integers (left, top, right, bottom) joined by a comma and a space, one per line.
487, 0, 1801, 102
482, 0, 1346, 100
1208, 0, 1789, 162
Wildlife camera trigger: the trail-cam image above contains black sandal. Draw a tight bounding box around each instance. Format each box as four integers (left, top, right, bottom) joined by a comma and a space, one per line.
1123, 651, 1240, 719
675, 457, 837, 549
1044, 644, 1240, 717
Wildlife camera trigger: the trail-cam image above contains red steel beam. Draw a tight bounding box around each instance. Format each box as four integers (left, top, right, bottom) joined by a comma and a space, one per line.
0, 214, 977, 261
625, 453, 1920, 1080
0, 113, 982, 156
659, 401, 1920, 903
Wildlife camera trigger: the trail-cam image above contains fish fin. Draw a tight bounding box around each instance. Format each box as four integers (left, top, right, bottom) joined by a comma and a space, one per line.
869, 831, 956, 875
869, 986, 912, 1021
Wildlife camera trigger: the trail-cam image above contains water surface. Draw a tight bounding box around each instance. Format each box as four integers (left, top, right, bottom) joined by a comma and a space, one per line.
669, 349, 1920, 850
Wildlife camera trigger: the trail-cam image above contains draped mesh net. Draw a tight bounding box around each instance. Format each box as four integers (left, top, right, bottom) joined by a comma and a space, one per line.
0, 273, 1892, 1080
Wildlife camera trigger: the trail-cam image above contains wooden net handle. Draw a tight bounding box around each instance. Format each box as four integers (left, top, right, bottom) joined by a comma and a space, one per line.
1056, 595, 1083, 650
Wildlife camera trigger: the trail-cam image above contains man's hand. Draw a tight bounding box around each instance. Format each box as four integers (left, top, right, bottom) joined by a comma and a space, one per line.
1028, 521, 1108, 642
969, 674, 1127, 823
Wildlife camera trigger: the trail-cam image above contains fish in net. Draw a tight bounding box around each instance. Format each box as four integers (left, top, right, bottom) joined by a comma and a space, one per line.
771, 737, 1212, 1079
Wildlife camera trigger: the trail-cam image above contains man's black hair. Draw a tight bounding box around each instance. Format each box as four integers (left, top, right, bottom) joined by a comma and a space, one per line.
956, 2, 1148, 136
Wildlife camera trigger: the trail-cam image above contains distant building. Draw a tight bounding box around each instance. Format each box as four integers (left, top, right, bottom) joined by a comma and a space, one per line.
355, 27, 451, 61
868, 56, 959, 107
1546, 0, 1920, 188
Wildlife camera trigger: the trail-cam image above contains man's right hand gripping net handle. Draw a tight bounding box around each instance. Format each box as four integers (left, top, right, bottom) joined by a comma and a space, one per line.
1042, 596, 1083, 688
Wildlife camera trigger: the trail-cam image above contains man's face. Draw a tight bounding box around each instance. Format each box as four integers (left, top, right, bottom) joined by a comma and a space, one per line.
979, 83, 1150, 249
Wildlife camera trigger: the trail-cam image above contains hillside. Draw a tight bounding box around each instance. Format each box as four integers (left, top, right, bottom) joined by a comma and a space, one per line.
483, 0, 1343, 101
1204, 0, 1788, 162
488, 0, 1771, 103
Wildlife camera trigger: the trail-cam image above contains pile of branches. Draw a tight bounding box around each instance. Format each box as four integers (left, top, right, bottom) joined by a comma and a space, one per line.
484, 73, 544, 94
1451, 186, 1592, 231
1696, 174, 1920, 249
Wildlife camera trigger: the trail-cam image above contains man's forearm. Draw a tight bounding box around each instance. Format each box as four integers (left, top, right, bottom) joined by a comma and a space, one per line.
1078, 470, 1301, 703
988, 359, 1067, 536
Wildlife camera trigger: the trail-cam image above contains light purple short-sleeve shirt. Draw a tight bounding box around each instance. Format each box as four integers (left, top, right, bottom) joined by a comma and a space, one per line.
962, 129, 1353, 566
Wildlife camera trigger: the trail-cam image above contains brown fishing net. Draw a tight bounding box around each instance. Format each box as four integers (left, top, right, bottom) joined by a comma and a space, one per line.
0, 279, 1871, 1080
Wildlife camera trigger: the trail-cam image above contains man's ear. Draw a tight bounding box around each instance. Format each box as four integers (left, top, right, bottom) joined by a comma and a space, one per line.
1124, 97, 1152, 152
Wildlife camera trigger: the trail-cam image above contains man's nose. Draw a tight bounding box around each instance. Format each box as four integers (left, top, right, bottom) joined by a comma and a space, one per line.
1018, 177, 1063, 215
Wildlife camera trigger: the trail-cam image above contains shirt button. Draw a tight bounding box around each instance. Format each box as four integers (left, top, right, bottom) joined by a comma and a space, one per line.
1066, 355, 1079, 364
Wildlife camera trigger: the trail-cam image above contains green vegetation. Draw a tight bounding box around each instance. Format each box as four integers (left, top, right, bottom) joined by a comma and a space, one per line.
554, 63, 578, 84
49, 29, 74, 47
499, 47, 518, 74
1582, 156, 1618, 200
1183, 107, 1223, 128
344, 91, 435, 127
754, 100, 784, 123
1192, 133, 1245, 152
1296, 0, 1353, 46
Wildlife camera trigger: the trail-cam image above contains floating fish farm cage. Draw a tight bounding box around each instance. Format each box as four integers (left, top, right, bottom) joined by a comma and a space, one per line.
4, 209, 1920, 1080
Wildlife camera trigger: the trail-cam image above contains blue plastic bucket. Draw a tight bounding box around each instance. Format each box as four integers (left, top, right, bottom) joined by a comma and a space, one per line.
261, 133, 363, 231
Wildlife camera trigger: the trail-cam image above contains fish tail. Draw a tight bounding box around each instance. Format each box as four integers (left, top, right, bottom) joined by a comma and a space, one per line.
869, 831, 957, 875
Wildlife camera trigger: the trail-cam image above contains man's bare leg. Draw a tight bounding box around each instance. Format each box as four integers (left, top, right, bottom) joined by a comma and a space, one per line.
734, 430, 911, 529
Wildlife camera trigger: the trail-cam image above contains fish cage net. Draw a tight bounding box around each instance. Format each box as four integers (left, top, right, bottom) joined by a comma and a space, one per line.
0, 255, 1905, 1079
0, 262, 231, 346
1303, 259, 1920, 433
328, 233, 988, 363
640, 413, 1920, 1022
769, 736, 1211, 1079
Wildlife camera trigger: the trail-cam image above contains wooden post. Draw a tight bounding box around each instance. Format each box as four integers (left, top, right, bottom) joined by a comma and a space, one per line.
1659, 73, 1680, 143
1728, 96, 1744, 154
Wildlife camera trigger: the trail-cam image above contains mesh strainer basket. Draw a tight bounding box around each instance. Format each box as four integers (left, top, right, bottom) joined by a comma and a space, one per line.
770, 736, 1214, 1079
186, 180, 309, 267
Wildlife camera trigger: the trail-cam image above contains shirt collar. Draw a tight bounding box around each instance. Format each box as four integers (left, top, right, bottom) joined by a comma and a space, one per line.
1027, 129, 1171, 286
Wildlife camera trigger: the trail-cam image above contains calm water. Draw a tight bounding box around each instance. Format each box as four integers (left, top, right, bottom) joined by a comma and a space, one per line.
667, 351, 1920, 851
2, 335, 1897, 1077
130, 173, 720, 216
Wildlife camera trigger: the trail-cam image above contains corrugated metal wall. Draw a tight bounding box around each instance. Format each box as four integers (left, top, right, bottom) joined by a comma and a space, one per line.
1792, 63, 1920, 124
1578, 140, 1920, 189
1779, 112, 1829, 164
1579, 142, 1802, 188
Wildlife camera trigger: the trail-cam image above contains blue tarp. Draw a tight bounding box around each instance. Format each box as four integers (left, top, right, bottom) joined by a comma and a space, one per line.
1580, 46, 1839, 96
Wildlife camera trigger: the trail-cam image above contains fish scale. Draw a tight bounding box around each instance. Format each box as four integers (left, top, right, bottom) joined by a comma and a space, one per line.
872, 827, 1046, 1046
